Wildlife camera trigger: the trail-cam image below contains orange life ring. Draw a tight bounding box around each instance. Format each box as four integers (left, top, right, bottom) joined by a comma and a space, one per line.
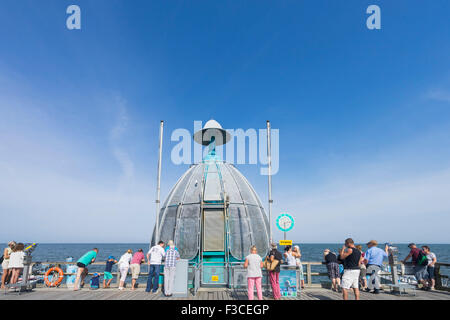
44, 267, 64, 287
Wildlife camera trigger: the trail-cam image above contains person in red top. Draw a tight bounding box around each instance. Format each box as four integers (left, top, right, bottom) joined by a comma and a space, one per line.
129, 249, 146, 290
402, 243, 428, 288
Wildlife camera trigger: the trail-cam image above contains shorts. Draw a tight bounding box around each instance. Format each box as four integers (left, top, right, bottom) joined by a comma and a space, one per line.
427, 266, 435, 280
130, 264, 141, 279
341, 269, 360, 289
77, 262, 86, 268
414, 265, 428, 281
1, 260, 9, 270
104, 271, 113, 280
327, 262, 340, 279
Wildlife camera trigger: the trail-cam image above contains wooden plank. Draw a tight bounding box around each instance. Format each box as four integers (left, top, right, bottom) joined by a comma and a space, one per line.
1, 287, 449, 300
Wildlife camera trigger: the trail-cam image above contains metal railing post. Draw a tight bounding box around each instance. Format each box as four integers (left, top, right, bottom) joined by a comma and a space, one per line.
307, 263, 312, 287
155, 120, 164, 244
266, 121, 273, 243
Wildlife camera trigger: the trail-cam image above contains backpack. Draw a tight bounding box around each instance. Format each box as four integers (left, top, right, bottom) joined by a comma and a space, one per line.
416, 250, 429, 266
90, 276, 100, 288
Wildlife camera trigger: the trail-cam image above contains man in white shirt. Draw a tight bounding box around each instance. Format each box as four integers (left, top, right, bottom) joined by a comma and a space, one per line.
145, 241, 165, 293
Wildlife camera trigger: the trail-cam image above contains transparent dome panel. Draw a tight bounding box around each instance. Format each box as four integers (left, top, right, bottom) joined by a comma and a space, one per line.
246, 205, 269, 256
159, 205, 178, 245
228, 167, 259, 205
175, 204, 201, 259
228, 204, 252, 260
204, 163, 223, 201
220, 164, 244, 203
166, 166, 197, 206
183, 164, 204, 204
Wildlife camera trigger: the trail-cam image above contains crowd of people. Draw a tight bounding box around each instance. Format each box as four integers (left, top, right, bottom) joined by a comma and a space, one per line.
321, 239, 438, 300
71, 240, 180, 296
0, 239, 439, 300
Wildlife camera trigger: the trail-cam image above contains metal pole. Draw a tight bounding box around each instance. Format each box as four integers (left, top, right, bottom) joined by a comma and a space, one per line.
266, 120, 273, 243
155, 120, 164, 244
388, 246, 400, 293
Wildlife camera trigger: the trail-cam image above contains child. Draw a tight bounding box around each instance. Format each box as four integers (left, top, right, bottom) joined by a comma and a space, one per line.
103, 256, 117, 288
90, 273, 100, 290
8, 243, 25, 285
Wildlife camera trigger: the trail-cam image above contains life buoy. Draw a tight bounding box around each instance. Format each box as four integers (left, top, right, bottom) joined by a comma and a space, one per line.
44, 267, 64, 287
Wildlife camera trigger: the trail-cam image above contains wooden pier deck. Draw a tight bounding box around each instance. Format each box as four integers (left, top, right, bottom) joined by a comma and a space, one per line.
1, 287, 449, 300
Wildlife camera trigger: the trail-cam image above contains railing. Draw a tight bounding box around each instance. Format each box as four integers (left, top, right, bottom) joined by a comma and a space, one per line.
434, 263, 449, 292
7, 260, 449, 291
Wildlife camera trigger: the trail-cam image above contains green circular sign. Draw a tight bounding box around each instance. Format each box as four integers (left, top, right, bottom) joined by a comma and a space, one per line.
276, 213, 294, 232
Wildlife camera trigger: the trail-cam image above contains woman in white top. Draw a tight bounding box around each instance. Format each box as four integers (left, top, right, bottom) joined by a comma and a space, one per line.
118, 249, 133, 290
1, 241, 16, 289
284, 246, 297, 267
8, 243, 25, 284
244, 246, 263, 300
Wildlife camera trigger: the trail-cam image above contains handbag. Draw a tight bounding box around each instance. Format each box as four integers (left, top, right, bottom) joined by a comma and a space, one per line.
264, 257, 279, 271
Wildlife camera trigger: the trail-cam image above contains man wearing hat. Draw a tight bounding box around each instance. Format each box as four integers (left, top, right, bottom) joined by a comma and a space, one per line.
363, 240, 388, 294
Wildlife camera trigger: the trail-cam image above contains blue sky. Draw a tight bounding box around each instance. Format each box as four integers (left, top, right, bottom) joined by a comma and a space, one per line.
0, 0, 449, 243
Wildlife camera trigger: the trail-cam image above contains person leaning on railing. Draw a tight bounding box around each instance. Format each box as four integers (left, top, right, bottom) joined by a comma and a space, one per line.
322, 249, 341, 292
118, 249, 133, 290
74, 248, 98, 291
401, 243, 429, 289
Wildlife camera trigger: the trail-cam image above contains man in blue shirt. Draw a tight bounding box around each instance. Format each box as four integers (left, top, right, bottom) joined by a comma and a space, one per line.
363, 240, 388, 294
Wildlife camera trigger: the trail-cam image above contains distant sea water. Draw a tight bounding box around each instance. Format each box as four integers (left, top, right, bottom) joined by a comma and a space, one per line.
13, 243, 450, 284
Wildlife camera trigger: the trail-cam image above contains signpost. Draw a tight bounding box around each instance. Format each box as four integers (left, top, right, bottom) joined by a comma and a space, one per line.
279, 240, 293, 246
276, 213, 294, 241
275, 214, 297, 297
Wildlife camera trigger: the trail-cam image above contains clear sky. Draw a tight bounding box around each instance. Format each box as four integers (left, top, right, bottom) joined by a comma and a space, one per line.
0, 0, 449, 244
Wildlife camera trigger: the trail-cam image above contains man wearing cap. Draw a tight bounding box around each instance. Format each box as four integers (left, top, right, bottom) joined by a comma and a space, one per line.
402, 243, 428, 288
363, 241, 388, 294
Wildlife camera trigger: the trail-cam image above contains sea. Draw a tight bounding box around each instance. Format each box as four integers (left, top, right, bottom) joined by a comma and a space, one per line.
22, 243, 450, 285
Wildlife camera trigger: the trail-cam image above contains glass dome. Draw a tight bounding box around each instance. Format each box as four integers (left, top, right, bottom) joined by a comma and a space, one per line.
153, 160, 270, 260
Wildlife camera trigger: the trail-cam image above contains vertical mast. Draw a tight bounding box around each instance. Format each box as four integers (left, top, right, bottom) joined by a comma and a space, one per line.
155, 120, 164, 244
266, 120, 273, 243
